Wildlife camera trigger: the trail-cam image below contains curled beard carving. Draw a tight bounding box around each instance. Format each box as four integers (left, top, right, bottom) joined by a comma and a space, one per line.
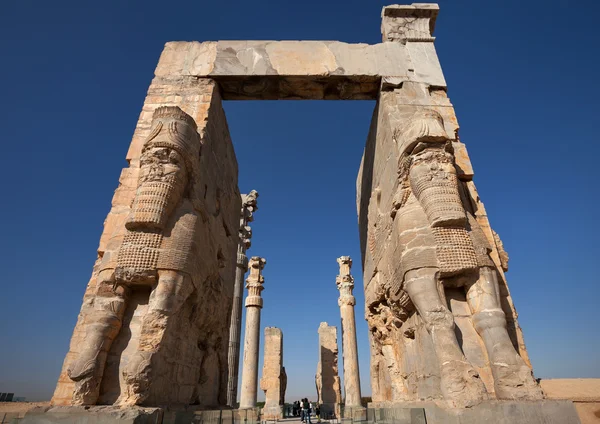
409, 149, 466, 228
127, 171, 186, 231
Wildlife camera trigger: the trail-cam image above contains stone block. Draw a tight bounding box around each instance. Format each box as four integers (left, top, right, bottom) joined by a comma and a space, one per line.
21, 406, 163, 424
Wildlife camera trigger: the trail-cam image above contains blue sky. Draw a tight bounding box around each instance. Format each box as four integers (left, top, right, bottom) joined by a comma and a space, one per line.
1, 0, 599, 402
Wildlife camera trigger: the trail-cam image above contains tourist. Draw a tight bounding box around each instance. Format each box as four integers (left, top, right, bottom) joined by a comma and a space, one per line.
300, 399, 305, 422
315, 405, 321, 423
303, 398, 312, 424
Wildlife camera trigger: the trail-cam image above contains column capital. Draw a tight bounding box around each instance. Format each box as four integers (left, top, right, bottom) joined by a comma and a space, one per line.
245, 257, 266, 308
239, 190, 259, 250
381, 3, 439, 43
336, 256, 356, 306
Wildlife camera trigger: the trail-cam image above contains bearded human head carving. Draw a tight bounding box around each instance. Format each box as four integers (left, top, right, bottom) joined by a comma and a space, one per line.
127, 106, 200, 231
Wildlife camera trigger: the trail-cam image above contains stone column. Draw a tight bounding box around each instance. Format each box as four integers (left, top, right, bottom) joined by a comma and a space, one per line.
336, 256, 362, 408
315, 322, 342, 418
227, 191, 258, 407
260, 327, 285, 420
238, 257, 266, 409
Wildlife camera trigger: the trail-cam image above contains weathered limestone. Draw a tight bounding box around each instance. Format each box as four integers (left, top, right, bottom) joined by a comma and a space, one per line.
357, 4, 543, 409
315, 323, 342, 418
259, 327, 286, 420
154, 36, 445, 100
53, 90, 240, 408
238, 257, 266, 409
336, 257, 362, 409
227, 191, 258, 407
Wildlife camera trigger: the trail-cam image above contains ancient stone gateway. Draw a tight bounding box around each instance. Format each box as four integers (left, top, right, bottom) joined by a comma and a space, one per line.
48, 3, 581, 423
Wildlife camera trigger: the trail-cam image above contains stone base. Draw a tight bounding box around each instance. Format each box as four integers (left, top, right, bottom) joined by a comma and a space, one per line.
162, 407, 260, 424
261, 405, 283, 421
367, 400, 581, 424
342, 406, 367, 421
319, 402, 341, 419
21, 406, 262, 424
21, 406, 163, 424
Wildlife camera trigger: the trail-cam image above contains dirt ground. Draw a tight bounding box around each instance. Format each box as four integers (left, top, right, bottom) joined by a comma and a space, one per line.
0, 401, 49, 422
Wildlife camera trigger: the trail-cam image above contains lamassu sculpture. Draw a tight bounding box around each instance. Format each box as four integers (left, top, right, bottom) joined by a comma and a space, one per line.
364, 108, 543, 407
65, 106, 235, 407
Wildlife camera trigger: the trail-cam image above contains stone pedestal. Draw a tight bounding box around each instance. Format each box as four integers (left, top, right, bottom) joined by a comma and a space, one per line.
226, 191, 258, 407
336, 256, 362, 408
238, 257, 266, 409
315, 322, 342, 418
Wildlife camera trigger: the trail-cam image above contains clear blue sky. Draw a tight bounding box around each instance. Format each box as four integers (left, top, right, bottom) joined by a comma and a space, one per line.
1, 0, 599, 402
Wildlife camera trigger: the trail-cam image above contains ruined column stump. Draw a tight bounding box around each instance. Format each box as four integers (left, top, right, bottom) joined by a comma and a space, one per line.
315, 323, 342, 419
260, 327, 286, 421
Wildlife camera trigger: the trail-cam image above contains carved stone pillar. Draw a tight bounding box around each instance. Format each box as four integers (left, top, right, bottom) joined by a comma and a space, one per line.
315, 322, 342, 418
238, 257, 266, 409
336, 256, 362, 408
260, 327, 285, 420
227, 191, 258, 407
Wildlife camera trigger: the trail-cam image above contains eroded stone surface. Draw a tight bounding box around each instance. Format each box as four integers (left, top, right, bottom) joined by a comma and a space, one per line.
260, 327, 285, 420
154, 38, 445, 100
53, 98, 240, 408
316, 322, 342, 418
357, 78, 543, 407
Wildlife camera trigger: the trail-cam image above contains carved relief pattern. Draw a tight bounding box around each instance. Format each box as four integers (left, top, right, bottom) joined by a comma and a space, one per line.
432, 226, 478, 275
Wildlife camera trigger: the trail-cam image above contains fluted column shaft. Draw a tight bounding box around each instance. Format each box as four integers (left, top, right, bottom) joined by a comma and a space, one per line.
337, 256, 362, 407
227, 191, 258, 407
239, 257, 266, 409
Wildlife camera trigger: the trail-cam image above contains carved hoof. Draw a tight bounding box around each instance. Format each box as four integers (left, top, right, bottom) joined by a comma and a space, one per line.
122, 351, 153, 404
67, 355, 97, 382
440, 360, 487, 408
493, 363, 544, 400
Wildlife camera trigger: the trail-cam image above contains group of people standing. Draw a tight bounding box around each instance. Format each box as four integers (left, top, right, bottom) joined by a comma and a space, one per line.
289, 399, 320, 423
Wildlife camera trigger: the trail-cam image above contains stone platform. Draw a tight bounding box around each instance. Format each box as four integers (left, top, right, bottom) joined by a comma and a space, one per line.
20, 406, 261, 424
366, 400, 581, 424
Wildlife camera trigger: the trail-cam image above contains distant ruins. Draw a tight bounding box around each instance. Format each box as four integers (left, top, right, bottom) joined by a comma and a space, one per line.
46, 3, 580, 423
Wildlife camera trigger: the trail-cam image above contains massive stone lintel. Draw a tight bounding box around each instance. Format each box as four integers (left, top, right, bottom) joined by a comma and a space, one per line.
260, 327, 286, 420
315, 322, 342, 419
155, 37, 445, 100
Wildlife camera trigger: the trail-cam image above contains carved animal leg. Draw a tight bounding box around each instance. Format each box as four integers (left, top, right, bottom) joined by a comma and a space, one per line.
122, 270, 194, 405
67, 270, 128, 405
404, 268, 487, 407
466, 267, 543, 400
